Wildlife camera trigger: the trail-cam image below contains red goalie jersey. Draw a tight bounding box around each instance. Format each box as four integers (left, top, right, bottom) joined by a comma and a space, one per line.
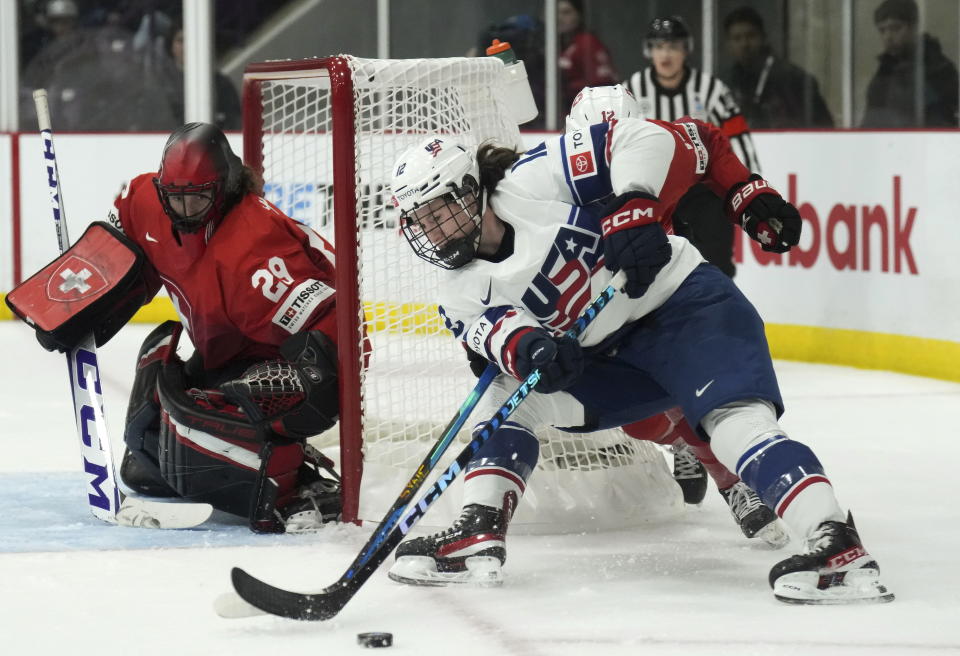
111, 173, 338, 370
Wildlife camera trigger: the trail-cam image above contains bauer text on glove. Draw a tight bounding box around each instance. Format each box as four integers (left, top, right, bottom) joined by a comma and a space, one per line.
726, 175, 801, 253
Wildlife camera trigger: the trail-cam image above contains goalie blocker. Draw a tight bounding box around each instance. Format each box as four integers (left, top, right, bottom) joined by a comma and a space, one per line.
5, 221, 152, 352
125, 321, 342, 533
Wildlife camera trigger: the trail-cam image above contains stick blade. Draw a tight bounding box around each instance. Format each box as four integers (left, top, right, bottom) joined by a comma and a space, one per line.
116, 497, 213, 529
230, 567, 351, 621
213, 591, 266, 619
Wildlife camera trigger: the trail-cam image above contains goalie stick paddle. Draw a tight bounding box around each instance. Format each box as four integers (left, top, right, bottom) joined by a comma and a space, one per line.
229, 271, 628, 620
33, 90, 212, 530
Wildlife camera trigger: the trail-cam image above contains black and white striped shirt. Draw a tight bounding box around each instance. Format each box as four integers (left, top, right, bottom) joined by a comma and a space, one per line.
627, 67, 761, 173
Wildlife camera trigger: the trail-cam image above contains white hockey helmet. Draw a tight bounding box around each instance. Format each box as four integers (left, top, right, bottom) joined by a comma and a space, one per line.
565, 84, 641, 132
390, 137, 484, 269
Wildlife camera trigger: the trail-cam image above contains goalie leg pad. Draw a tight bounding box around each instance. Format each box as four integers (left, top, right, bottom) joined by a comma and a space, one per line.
157, 372, 263, 517
121, 320, 183, 497
156, 358, 340, 530
157, 359, 272, 517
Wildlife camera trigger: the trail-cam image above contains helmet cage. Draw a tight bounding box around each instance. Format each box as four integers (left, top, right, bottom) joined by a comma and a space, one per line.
152, 122, 243, 234
400, 174, 483, 270
153, 178, 221, 233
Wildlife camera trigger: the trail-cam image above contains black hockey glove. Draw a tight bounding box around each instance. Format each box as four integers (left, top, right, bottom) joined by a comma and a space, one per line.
727, 174, 801, 254
599, 192, 672, 299
510, 328, 583, 394
603, 224, 672, 299
464, 343, 490, 378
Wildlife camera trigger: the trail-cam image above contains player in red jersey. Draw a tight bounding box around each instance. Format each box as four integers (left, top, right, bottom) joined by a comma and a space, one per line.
13, 123, 342, 532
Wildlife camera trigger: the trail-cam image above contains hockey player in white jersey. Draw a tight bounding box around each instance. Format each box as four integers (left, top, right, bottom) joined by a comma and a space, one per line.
565, 84, 786, 547
384, 115, 894, 605
627, 15, 757, 278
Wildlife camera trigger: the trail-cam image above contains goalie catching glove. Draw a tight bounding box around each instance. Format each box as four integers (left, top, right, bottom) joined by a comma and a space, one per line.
726, 174, 802, 253
220, 330, 339, 440
599, 192, 672, 298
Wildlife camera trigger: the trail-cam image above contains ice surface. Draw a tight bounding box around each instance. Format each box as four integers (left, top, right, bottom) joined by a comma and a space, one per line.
1, 321, 958, 655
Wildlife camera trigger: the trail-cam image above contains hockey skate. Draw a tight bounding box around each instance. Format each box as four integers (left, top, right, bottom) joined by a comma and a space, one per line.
769, 514, 894, 605
279, 476, 341, 532
719, 482, 789, 548
388, 503, 510, 587
672, 444, 707, 504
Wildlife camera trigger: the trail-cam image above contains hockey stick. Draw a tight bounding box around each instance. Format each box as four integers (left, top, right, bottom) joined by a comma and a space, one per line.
215, 360, 499, 618
228, 271, 627, 620
33, 90, 212, 529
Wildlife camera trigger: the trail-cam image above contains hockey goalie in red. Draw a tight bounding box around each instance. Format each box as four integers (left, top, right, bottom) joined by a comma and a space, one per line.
7, 123, 342, 533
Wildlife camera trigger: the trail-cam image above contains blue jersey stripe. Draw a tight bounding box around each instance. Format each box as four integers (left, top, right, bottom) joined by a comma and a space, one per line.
559, 135, 582, 205
511, 142, 548, 172
572, 123, 614, 205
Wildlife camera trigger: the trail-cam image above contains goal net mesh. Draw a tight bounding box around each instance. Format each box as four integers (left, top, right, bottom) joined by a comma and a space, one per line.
244, 55, 682, 531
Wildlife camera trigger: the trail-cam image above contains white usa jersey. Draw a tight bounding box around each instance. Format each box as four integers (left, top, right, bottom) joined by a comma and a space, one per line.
437, 117, 724, 378
627, 66, 761, 174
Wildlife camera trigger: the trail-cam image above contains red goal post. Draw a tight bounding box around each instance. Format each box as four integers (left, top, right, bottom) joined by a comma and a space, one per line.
241, 55, 682, 530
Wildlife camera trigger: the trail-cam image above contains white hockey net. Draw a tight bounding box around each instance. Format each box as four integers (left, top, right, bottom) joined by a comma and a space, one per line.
243, 55, 681, 531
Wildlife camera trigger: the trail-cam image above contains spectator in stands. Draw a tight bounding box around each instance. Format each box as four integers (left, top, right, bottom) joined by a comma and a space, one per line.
862, 0, 958, 127
19, 0, 71, 71
155, 25, 243, 130
20, 0, 84, 93
474, 14, 546, 129
723, 7, 834, 129
20, 0, 176, 131
557, 0, 618, 111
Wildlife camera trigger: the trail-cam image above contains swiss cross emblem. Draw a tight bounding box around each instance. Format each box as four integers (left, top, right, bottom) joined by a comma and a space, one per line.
46, 255, 107, 302
424, 139, 444, 157
569, 151, 595, 177
60, 268, 92, 293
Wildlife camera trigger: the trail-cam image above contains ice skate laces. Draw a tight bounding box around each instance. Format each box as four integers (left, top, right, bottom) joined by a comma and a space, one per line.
724, 482, 763, 520
803, 521, 841, 555
672, 445, 702, 479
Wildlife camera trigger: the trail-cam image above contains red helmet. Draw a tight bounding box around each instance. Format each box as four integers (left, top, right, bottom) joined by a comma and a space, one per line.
153, 122, 243, 233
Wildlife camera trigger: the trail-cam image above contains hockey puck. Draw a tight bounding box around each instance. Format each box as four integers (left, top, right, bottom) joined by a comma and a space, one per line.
357, 632, 393, 648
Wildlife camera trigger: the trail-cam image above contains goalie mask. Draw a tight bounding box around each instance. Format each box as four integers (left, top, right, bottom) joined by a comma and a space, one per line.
153, 122, 243, 234
390, 137, 484, 270
565, 84, 642, 132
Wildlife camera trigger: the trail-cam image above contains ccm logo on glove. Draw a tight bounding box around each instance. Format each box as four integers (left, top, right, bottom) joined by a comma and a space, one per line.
600, 197, 657, 235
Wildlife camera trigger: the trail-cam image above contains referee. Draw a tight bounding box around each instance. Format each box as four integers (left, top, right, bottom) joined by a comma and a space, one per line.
626, 15, 760, 277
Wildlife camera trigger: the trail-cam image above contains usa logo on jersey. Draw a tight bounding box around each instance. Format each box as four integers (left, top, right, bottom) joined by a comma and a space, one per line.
521, 223, 600, 333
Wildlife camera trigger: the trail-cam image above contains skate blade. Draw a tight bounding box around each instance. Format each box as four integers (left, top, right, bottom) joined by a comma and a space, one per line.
774, 568, 895, 605
388, 555, 503, 587
754, 520, 790, 549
